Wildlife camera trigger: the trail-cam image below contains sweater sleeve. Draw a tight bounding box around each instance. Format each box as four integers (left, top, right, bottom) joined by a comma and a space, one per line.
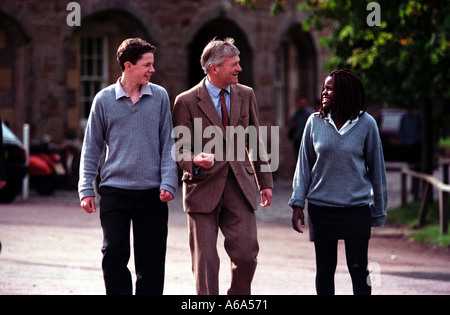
158, 89, 178, 196
288, 114, 316, 209
78, 94, 106, 200
365, 119, 388, 227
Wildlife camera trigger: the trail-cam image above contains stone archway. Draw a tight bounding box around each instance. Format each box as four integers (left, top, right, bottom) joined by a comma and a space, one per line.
274, 24, 318, 178
66, 10, 152, 136
275, 24, 318, 127
0, 12, 31, 136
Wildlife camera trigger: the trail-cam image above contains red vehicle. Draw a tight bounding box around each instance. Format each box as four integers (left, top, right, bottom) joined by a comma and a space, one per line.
0, 122, 28, 203
29, 142, 68, 196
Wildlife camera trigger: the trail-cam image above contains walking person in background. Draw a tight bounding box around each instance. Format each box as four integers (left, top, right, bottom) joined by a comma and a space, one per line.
399, 108, 422, 194
399, 108, 422, 166
172, 38, 273, 295
288, 94, 313, 155
78, 38, 178, 295
289, 69, 388, 295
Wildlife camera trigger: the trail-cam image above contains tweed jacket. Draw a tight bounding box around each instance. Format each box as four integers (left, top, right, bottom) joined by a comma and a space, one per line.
172, 78, 273, 213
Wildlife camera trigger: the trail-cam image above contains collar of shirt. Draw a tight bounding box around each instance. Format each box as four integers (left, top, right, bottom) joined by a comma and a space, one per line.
326, 111, 361, 135
115, 78, 152, 105
204, 77, 230, 120
204, 77, 231, 97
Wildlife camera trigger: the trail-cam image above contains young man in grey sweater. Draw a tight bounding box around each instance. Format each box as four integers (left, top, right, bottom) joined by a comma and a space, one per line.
79, 38, 178, 295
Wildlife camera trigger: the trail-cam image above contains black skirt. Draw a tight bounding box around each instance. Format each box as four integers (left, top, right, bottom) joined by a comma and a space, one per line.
307, 203, 371, 242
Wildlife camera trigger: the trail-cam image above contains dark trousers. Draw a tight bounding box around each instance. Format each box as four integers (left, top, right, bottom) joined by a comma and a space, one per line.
99, 186, 168, 295
314, 238, 371, 295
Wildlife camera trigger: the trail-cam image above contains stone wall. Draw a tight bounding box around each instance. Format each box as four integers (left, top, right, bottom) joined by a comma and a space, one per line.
0, 0, 330, 177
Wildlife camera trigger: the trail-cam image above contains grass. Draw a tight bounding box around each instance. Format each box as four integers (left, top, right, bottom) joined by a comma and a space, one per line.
388, 200, 450, 247
439, 137, 450, 148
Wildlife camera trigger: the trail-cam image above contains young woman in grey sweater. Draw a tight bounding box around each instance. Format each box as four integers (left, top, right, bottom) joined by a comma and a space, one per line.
289, 69, 388, 295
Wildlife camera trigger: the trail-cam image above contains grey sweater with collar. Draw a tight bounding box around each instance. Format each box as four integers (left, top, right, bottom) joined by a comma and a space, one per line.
288, 112, 388, 227
78, 81, 178, 200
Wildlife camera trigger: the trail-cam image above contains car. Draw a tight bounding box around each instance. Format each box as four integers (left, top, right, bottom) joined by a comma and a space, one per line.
0, 122, 28, 203
377, 108, 409, 162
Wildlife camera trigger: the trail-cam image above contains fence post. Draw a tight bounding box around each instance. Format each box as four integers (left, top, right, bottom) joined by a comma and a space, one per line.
439, 190, 448, 234
22, 124, 30, 201
401, 170, 407, 208
442, 162, 449, 234
443, 162, 449, 186
418, 181, 430, 228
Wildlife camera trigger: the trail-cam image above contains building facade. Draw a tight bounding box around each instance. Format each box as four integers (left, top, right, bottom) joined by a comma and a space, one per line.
0, 0, 329, 177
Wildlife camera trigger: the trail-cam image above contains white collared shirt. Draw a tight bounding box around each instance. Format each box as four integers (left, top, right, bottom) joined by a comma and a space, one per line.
326, 112, 362, 135
115, 78, 152, 108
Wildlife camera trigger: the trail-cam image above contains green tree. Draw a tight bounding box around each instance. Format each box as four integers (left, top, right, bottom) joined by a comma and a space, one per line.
237, 0, 450, 173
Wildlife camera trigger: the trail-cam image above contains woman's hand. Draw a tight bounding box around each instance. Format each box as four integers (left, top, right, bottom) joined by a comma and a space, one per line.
292, 206, 305, 233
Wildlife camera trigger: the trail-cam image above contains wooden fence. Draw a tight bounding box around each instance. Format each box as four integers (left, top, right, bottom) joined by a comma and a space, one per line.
400, 159, 450, 235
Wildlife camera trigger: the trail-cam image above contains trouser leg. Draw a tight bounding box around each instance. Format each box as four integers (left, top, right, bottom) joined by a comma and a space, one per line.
313, 240, 338, 295
99, 187, 168, 295
344, 238, 371, 295
99, 188, 132, 295
220, 173, 258, 295
188, 211, 220, 295
187, 172, 258, 295
132, 189, 168, 295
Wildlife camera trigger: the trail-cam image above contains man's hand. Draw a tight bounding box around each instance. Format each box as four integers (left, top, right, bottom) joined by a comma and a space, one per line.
0, 180, 6, 190
193, 152, 214, 169
80, 196, 96, 214
292, 206, 305, 233
260, 188, 273, 207
160, 189, 174, 202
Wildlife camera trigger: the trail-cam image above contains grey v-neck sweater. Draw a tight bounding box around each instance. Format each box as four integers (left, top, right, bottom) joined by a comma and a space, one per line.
78, 81, 178, 200
289, 112, 388, 227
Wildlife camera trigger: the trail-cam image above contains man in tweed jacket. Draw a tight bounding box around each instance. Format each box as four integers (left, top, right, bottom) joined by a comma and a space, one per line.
172, 38, 273, 295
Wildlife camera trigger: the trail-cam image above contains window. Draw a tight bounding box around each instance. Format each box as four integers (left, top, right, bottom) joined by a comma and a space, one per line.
80, 36, 108, 120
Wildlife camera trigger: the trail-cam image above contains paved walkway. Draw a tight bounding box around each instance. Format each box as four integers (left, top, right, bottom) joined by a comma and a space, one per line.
0, 169, 449, 295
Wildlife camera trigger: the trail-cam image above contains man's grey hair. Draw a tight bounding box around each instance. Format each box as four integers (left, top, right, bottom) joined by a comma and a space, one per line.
200, 37, 240, 74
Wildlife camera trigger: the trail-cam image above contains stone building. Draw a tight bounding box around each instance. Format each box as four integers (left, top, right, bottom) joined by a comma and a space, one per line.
0, 0, 329, 177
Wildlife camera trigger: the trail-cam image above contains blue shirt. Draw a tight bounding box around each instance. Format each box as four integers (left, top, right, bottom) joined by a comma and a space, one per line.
204, 77, 230, 124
